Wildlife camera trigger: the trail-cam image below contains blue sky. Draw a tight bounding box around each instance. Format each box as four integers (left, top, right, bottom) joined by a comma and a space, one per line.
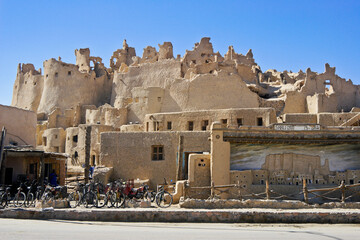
0, 0, 359, 105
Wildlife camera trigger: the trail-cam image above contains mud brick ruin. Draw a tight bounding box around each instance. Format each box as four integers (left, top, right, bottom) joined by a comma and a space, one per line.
2, 37, 360, 201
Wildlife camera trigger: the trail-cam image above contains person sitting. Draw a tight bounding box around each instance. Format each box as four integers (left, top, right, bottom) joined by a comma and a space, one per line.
89, 165, 95, 179
49, 170, 57, 186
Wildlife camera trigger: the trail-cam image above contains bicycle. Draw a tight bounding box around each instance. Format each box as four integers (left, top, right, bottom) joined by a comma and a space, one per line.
110, 181, 125, 208
0, 186, 12, 208
155, 185, 173, 208
13, 185, 26, 207
26, 185, 43, 207
68, 182, 96, 208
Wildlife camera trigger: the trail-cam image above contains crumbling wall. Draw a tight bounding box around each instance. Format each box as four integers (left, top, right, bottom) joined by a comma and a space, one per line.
65, 124, 116, 167
75, 48, 90, 73
42, 128, 66, 153
37, 57, 111, 114
307, 93, 338, 113
158, 42, 173, 60
141, 46, 158, 63
11, 63, 43, 112
65, 127, 81, 166
110, 39, 136, 70
283, 64, 359, 114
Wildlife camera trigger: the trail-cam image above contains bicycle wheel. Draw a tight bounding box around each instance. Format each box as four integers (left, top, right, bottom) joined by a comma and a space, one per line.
14, 192, 26, 207
144, 190, 156, 202
0, 193, 7, 208
43, 192, 54, 202
115, 192, 125, 208
67, 192, 79, 208
24, 193, 34, 207
155, 191, 173, 208
95, 193, 106, 208
83, 191, 96, 208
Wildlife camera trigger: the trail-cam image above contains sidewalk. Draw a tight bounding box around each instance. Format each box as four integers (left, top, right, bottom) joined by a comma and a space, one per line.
1, 207, 360, 223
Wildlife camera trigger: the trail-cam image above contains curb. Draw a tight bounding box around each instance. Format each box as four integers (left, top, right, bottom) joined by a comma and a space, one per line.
1, 208, 360, 223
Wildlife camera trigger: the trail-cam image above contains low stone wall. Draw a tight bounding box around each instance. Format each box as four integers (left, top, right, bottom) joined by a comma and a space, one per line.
179, 199, 360, 209
0, 208, 360, 223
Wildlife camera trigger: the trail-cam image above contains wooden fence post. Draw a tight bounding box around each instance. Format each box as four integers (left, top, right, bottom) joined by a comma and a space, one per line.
303, 178, 308, 204
211, 181, 215, 199
266, 179, 270, 200
340, 181, 346, 203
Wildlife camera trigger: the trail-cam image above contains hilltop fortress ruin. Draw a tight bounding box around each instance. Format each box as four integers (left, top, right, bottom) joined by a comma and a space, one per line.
12, 37, 360, 120
5, 37, 360, 198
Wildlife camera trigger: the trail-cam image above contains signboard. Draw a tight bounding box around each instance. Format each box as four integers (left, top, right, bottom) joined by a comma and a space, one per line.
274, 124, 321, 131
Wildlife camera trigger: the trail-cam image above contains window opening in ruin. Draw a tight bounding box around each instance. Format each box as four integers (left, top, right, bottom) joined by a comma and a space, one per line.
55, 135, 58, 139
198, 163, 201, 166
43, 137, 47, 146
260, 180, 264, 185
55, 72, 58, 77
188, 121, 194, 131
167, 121, 172, 130
73, 135, 78, 143
152, 145, 164, 161
350, 179, 354, 184
257, 117, 263, 126
46, 74, 48, 78
34, 82, 37, 86
192, 60, 196, 64
92, 155, 96, 166
68, 71, 71, 76
222, 119, 227, 124
153, 122, 160, 131
237, 118, 243, 127
324, 79, 335, 94
74, 151, 78, 158
146, 122, 149, 132
201, 120, 209, 131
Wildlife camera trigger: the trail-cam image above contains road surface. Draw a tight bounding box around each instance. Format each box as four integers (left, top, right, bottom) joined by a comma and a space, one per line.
0, 218, 359, 240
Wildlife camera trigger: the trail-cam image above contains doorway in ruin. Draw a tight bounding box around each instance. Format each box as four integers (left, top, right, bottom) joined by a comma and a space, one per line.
4, 168, 13, 185
180, 151, 202, 180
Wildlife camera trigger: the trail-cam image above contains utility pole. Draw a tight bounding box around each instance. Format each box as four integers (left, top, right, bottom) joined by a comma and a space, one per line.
0, 127, 7, 174
84, 126, 91, 183
176, 135, 184, 181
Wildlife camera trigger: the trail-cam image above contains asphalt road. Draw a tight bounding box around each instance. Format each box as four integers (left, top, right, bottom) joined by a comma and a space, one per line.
0, 219, 359, 240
